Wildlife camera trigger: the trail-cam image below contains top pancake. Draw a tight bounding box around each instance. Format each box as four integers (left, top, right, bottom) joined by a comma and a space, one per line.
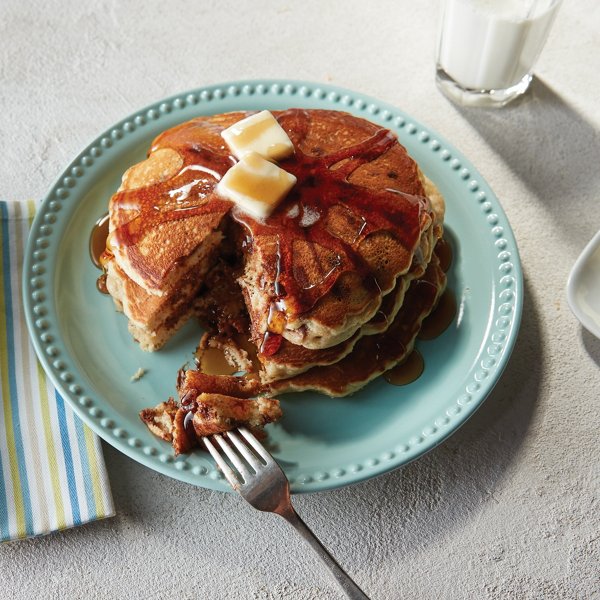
105, 109, 440, 352
234, 109, 437, 350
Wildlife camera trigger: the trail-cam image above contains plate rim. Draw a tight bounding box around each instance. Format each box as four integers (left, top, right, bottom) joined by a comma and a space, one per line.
23, 79, 523, 493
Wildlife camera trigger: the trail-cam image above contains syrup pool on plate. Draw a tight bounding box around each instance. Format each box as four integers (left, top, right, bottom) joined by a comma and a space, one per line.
89, 213, 110, 294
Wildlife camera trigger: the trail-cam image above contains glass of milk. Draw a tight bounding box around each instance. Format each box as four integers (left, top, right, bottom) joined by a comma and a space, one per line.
436, 0, 562, 107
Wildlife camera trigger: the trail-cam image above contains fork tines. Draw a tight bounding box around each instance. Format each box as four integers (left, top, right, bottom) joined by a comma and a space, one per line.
203, 427, 269, 489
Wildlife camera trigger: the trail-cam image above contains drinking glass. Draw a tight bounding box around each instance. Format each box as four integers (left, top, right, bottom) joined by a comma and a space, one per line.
436, 0, 563, 107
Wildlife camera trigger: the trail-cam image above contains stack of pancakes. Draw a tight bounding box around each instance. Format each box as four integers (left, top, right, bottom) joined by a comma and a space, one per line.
103, 109, 446, 398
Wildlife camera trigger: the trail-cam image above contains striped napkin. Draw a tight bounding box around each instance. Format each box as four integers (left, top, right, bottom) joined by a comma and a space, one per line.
0, 200, 114, 542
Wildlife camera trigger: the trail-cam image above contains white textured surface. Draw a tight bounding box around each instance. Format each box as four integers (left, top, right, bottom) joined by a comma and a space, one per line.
2, 0, 599, 598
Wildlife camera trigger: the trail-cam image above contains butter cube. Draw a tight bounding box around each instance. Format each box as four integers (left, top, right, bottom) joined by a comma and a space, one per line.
221, 110, 294, 161
216, 152, 297, 219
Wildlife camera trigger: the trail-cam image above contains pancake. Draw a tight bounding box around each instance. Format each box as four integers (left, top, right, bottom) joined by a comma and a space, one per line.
178, 370, 262, 399
227, 274, 411, 384
103, 109, 441, 355
176, 246, 445, 400
105, 241, 222, 351
236, 109, 437, 351
130, 108, 449, 451
140, 394, 281, 455
268, 250, 446, 396
103, 135, 230, 349
192, 177, 445, 383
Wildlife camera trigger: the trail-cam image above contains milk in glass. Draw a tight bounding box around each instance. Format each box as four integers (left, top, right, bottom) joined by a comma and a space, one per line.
436, 0, 562, 106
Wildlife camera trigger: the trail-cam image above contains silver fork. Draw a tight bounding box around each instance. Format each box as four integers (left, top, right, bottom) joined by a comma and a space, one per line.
203, 427, 370, 600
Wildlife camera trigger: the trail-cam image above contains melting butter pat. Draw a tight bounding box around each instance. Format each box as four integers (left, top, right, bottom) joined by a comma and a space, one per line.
217, 152, 297, 219
221, 110, 294, 161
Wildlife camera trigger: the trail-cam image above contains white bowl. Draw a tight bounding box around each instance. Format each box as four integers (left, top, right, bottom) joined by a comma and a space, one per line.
567, 230, 600, 338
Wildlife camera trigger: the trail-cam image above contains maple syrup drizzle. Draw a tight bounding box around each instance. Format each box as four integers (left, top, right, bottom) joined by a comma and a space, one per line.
180, 391, 196, 409
110, 136, 234, 249
435, 237, 453, 273
384, 349, 424, 386
96, 274, 108, 294
199, 347, 236, 376
273, 240, 283, 296
90, 213, 110, 268
260, 331, 282, 356
89, 213, 110, 294
183, 410, 196, 438
418, 288, 456, 341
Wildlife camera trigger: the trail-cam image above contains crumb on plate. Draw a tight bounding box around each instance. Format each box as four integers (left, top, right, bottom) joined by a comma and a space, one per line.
130, 367, 146, 382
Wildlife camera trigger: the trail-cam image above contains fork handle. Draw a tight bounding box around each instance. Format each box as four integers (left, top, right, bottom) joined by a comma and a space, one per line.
279, 507, 370, 600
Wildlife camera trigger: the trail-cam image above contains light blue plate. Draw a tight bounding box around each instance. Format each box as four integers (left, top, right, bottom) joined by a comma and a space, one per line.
23, 80, 522, 493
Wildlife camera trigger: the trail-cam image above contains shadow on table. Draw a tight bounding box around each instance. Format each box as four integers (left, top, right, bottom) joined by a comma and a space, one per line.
581, 328, 600, 368
302, 274, 541, 566
452, 77, 600, 242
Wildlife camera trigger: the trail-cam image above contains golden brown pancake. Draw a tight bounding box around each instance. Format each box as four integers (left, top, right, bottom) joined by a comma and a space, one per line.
236, 109, 437, 351
175, 247, 446, 399
243, 274, 412, 383
132, 109, 449, 451
103, 109, 442, 356
105, 242, 222, 350
139, 394, 281, 455
268, 250, 446, 396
